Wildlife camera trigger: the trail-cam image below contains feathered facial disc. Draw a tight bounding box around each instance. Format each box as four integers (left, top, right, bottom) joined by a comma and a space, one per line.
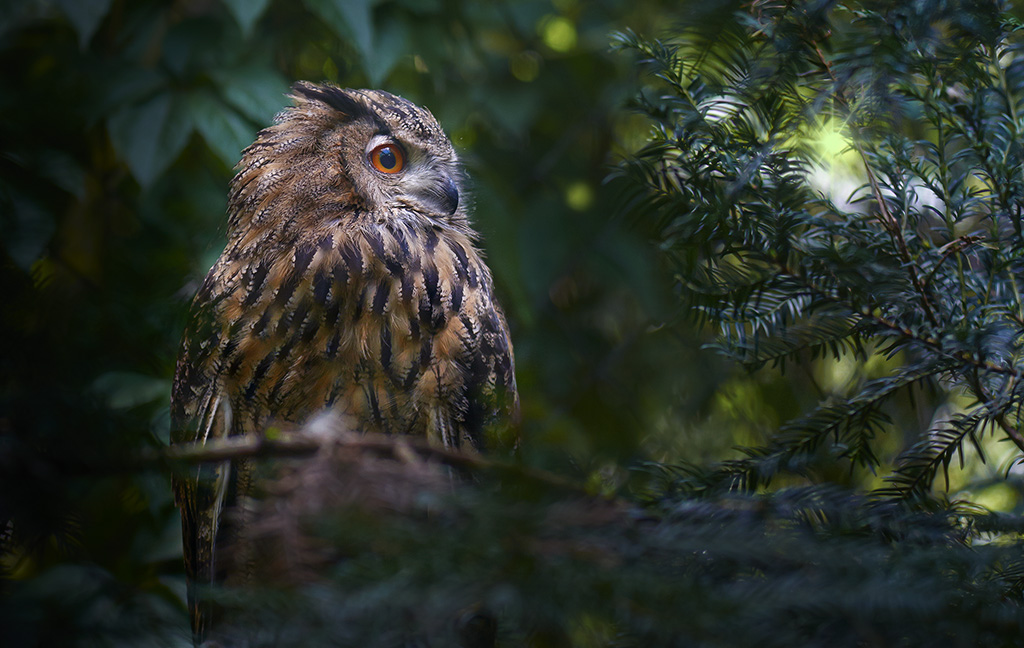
290, 83, 464, 219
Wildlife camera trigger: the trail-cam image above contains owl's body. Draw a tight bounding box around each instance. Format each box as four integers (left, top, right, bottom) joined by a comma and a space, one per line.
171, 84, 516, 645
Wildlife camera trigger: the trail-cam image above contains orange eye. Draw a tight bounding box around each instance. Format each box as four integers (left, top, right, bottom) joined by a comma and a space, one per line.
368, 143, 405, 174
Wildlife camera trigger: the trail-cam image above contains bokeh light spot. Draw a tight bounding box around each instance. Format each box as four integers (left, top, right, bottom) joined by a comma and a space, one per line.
540, 15, 577, 53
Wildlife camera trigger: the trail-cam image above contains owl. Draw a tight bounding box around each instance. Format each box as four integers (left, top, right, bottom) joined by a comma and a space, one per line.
171, 83, 517, 645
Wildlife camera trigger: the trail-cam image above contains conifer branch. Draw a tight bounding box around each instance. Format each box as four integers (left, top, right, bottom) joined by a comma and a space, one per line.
770, 259, 1020, 379
965, 372, 1024, 454
807, 33, 940, 329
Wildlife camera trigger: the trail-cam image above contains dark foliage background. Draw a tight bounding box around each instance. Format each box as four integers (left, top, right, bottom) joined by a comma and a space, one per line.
3, 0, 1024, 645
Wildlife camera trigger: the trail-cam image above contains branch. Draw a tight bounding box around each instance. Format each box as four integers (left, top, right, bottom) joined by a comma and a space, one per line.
165, 431, 322, 463
994, 413, 1024, 455
921, 236, 982, 291
967, 372, 1024, 455
164, 430, 588, 494
771, 259, 1021, 380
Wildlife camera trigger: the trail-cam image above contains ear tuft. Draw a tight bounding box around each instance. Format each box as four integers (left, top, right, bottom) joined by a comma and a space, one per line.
290, 82, 374, 123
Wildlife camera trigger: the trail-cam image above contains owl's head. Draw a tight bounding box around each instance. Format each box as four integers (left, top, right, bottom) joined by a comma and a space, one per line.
229, 82, 469, 238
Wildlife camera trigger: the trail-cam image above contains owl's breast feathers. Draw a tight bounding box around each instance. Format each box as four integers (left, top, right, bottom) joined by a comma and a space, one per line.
172, 215, 517, 446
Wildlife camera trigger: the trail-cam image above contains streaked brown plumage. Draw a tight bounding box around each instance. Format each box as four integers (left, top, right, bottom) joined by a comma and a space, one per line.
170, 83, 517, 645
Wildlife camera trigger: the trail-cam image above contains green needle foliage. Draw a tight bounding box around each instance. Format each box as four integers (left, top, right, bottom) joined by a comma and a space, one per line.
615, 0, 1024, 501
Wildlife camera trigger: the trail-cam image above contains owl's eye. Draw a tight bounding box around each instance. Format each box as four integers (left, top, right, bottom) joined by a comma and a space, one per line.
368, 143, 406, 174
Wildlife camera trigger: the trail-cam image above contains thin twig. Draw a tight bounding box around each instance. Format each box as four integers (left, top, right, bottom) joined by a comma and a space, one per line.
966, 371, 1024, 455
921, 236, 982, 291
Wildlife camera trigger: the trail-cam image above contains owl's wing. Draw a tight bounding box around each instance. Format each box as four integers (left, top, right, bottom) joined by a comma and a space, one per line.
479, 302, 519, 425
170, 273, 238, 645
451, 296, 519, 451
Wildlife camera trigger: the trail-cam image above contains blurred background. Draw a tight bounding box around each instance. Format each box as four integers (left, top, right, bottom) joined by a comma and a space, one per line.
3, 0, 1021, 645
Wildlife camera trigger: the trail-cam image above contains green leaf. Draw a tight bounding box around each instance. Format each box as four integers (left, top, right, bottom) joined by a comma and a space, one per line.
107, 92, 193, 186
53, 0, 113, 48
213, 64, 290, 125
190, 90, 257, 168
90, 67, 165, 123
363, 16, 408, 85
34, 150, 86, 199
221, 0, 271, 36
0, 188, 55, 270
92, 372, 170, 410
135, 511, 184, 563
304, 0, 375, 66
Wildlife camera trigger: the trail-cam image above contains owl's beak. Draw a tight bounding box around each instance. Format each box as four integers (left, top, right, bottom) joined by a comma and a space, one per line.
416, 174, 459, 215
439, 175, 460, 215
436, 174, 460, 214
